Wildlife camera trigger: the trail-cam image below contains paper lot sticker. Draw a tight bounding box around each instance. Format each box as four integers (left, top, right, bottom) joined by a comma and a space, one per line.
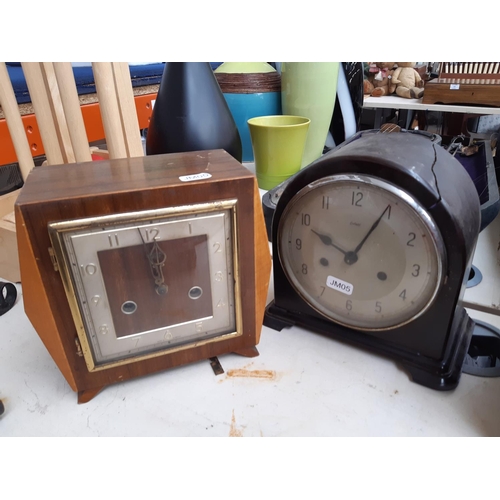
326, 275, 353, 296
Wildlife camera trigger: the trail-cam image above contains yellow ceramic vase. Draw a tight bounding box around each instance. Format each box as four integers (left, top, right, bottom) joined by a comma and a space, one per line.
247, 115, 310, 190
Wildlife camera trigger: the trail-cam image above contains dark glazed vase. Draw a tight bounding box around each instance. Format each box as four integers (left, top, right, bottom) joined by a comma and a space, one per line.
146, 62, 242, 162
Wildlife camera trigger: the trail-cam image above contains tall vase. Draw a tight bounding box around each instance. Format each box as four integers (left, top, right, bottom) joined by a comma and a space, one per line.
146, 62, 242, 162
329, 62, 364, 146
281, 62, 339, 168
214, 62, 282, 162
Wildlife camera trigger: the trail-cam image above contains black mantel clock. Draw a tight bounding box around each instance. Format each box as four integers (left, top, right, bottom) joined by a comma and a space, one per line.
264, 130, 481, 390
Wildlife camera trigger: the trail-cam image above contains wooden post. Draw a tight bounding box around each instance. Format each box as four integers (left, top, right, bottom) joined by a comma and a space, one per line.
21, 62, 64, 165
92, 62, 128, 159
112, 62, 144, 158
53, 62, 92, 163
0, 62, 35, 180
41, 62, 76, 163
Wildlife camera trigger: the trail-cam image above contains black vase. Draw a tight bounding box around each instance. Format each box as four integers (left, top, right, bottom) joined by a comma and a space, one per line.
146, 62, 242, 162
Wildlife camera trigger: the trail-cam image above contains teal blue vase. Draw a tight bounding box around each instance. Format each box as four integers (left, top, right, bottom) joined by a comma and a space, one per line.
215, 62, 282, 162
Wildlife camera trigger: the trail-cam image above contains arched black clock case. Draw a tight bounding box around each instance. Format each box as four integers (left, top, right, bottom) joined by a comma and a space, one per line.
264, 130, 481, 390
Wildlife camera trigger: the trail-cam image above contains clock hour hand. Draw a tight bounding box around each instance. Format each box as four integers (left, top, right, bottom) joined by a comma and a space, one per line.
311, 229, 347, 255
139, 230, 168, 295
148, 241, 168, 295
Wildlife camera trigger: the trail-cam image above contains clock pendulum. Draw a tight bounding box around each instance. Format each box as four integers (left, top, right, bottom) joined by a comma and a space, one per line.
264, 130, 481, 390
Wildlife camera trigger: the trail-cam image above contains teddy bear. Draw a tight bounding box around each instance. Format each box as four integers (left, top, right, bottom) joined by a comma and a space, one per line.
364, 62, 396, 97
390, 63, 424, 99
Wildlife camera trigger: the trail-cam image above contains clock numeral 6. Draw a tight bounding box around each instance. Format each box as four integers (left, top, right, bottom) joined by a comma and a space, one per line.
195, 322, 203, 333
346, 300, 352, 311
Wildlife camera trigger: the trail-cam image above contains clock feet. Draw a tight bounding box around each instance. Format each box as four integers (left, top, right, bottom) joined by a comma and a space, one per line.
233, 346, 259, 358
263, 301, 296, 331
77, 386, 106, 404
403, 308, 475, 391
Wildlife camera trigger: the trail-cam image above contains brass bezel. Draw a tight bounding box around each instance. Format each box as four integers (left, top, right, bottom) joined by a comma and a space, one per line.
48, 199, 242, 372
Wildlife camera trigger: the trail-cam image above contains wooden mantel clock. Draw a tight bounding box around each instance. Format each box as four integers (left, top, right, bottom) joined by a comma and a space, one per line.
15, 150, 271, 403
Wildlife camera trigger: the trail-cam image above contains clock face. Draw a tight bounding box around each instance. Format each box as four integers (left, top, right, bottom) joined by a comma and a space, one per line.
49, 200, 239, 370
277, 174, 446, 330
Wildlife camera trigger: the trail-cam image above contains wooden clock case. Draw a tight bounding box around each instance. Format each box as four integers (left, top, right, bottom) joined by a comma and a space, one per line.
15, 149, 271, 403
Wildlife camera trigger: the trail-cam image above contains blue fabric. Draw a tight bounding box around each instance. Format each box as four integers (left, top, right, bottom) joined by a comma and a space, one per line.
5, 63, 224, 104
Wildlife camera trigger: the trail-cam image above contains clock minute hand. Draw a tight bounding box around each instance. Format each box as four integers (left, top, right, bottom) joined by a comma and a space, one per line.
353, 204, 391, 255
311, 229, 347, 255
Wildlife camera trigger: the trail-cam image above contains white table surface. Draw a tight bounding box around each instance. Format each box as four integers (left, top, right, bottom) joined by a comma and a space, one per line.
363, 95, 500, 115
2, 161, 500, 437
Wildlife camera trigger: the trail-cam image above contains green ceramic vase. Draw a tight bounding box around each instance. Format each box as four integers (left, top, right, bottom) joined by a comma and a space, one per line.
281, 62, 340, 168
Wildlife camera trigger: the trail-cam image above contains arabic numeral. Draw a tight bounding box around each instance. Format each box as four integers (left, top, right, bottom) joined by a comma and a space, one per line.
91, 295, 101, 306
399, 289, 407, 300
146, 228, 160, 241
407, 233, 416, 246
351, 191, 363, 207
108, 234, 120, 247
301, 213, 311, 226
346, 300, 352, 311
80, 263, 97, 276
99, 325, 109, 335
215, 271, 223, 282
412, 264, 420, 277
302, 264, 308, 275
375, 301, 382, 313
213, 242, 222, 253
295, 238, 302, 250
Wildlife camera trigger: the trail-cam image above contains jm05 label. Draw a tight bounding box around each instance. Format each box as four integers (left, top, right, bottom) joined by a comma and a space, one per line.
326, 276, 353, 296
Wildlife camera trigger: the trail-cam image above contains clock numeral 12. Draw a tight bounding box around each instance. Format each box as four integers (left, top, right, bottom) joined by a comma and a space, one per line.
145, 228, 160, 241
352, 191, 363, 207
